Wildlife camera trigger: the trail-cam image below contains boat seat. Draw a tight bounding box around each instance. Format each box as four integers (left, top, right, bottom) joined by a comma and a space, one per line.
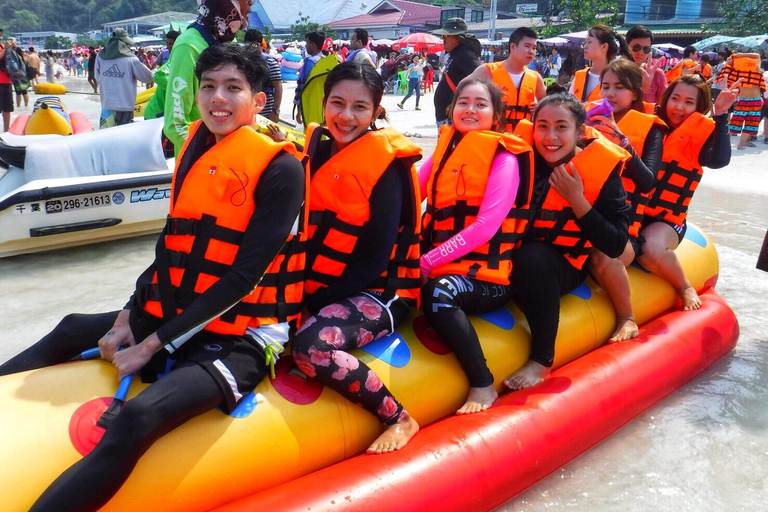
19, 118, 169, 183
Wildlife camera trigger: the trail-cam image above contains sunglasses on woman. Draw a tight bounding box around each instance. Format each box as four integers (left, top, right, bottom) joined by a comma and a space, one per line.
631, 44, 652, 54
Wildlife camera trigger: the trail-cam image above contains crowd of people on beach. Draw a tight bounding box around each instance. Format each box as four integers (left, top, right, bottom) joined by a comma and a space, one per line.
0, 0, 766, 508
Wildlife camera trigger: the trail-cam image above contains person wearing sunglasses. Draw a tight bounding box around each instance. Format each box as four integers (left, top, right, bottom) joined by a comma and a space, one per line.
626, 25, 667, 104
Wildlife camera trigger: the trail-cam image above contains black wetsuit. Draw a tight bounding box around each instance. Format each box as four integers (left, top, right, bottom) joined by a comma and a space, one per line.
512, 149, 630, 368
291, 138, 416, 425
2, 136, 305, 512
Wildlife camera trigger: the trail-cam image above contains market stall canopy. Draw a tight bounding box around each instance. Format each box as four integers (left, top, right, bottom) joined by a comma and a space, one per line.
692, 35, 737, 51
560, 30, 589, 43
653, 43, 685, 53
392, 32, 444, 52
729, 34, 768, 51
540, 36, 580, 48
373, 39, 395, 46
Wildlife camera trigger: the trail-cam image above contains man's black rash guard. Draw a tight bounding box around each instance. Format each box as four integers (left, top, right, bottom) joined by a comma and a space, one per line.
127, 150, 305, 350
530, 150, 630, 259
304, 138, 407, 313
623, 124, 665, 194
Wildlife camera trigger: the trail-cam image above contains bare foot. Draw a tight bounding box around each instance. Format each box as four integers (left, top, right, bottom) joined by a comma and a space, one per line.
366, 413, 419, 455
680, 286, 702, 310
609, 317, 639, 343
503, 360, 550, 390
456, 385, 498, 415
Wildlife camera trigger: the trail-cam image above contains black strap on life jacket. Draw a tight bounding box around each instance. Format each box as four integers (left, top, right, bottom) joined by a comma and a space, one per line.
305, 209, 364, 286
532, 207, 590, 261
647, 160, 700, 217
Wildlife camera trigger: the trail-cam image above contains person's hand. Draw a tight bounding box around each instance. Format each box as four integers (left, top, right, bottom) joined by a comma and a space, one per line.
549, 162, 585, 206
268, 111, 279, 123
266, 123, 287, 142
713, 78, 742, 115
112, 332, 161, 380
295, 110, 303, 125
640, 55, 661, 92
589, 114, 628, 147
98, 309, 135, 362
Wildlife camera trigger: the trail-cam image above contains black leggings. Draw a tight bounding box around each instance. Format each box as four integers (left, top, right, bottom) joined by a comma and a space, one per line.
511, 242, 586, 367
0, 313, 225, 512
421, 275, 514, 387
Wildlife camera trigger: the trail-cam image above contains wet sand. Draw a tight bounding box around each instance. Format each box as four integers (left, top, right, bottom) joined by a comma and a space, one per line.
1, 76, 766, 510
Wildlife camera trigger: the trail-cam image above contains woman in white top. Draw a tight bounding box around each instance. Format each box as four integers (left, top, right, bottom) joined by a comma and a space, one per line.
569, 25, 630, 103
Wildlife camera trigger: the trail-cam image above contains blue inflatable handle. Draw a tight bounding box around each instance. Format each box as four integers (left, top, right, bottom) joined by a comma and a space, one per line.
115, 374, 133, 402
80, 347, 102, 360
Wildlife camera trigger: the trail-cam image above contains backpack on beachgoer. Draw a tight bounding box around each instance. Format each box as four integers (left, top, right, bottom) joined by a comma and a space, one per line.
5, 49, 27, 81
459, 34, 483, 58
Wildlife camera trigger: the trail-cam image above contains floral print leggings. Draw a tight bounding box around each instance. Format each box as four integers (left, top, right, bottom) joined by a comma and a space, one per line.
291, 293, 411, 425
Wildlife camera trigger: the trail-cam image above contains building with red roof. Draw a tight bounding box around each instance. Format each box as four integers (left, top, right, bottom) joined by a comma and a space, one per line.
329, 1, 442, 39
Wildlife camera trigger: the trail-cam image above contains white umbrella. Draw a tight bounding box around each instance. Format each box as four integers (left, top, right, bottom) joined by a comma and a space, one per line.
372, 38, 394, 46
560, 30, 589, 43
540, 36, 572, 47
653, 43, 685, 53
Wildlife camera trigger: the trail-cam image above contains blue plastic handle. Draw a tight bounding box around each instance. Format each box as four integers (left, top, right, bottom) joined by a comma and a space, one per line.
115, 374, 133, 402
80, 347, 102, 360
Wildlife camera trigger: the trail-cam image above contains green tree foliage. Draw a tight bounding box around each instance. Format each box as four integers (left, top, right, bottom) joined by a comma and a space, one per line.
715, 0, 768, 36
0, 0, 198, 34
45, 35, 73, 49
290, 13, 335, 42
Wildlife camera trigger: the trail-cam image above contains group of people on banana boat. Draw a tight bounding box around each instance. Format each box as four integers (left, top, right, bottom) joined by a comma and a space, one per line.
1, 20, 746, 511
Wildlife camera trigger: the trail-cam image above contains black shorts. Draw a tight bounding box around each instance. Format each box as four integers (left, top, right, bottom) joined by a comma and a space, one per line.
628, 234, 644, 258
640, 217, 687, 244
129, 307, 268, 413
27, 67, 38, 80
0, 83, 14, 112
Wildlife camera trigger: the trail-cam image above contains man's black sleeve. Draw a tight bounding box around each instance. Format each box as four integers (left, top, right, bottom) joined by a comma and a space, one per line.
155, 152, 305, 347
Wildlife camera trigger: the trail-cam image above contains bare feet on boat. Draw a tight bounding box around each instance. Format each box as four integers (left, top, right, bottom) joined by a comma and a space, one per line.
366, 413, 419, 455
609, 317, 639, 343
457, 385, 498, 415
503, 360, 550, 390
680, 285, 702, 310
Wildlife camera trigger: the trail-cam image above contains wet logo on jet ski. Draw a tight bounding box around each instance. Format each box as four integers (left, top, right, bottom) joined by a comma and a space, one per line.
112, 192, 125, 205
130, 188, 171, 203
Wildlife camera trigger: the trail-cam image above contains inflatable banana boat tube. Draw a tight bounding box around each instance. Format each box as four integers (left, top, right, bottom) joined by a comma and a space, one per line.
0, 224, 736, 512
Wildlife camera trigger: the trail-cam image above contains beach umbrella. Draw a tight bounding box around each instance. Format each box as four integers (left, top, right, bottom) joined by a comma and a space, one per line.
373, 39, 395, 46
653, 43, 685, 53
540, 36, 579, 48
692, 35, 737, 51
392, 32, 444, 52
560, 30, 589, 43
729, 34, 768, 51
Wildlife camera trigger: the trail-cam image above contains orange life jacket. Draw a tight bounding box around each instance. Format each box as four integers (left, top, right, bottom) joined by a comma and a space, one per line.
642, 102, 657, 115
717, 55, 765, 90
304, 123, 423, 303
603, 109, 668, 238
421, 126, 534, 285
701, 63, 712, 80
665, 59, 697, 83
142, 121, 308, 342
530, 137, 631, 270
485, 62, 539, 130
644, 112, 715, 227
572, 68, 602, 102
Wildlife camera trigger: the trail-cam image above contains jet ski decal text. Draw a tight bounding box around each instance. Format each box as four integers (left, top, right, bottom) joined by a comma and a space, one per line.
130, 188, 171, 203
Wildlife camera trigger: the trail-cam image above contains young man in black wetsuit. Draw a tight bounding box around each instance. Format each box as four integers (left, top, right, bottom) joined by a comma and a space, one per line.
0, 44, 307, 512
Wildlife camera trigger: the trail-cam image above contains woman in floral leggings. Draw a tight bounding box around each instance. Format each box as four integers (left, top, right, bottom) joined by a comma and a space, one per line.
291, 62, 422, 455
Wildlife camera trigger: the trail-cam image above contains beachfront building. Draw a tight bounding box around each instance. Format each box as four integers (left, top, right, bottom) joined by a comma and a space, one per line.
329, 1, 442, 39
12, 31, 78, 50
249, 1, 375, 36
102, 12, 197, 38
620, 0, 722, 44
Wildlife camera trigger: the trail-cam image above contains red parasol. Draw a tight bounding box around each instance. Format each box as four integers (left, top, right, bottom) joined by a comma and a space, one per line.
392, 32, 444, 53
